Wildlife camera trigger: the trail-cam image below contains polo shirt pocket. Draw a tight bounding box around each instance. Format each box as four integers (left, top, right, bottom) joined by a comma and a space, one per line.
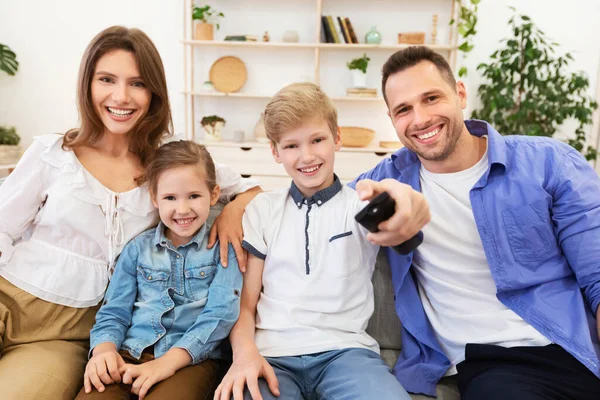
185, 263, 216, 301
327, 231, 360, 277
501, 200, 560, 268
137, 265, 170, 301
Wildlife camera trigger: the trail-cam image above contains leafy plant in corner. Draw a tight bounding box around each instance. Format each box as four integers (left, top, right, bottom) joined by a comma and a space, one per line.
346, 54, 370, 74
449, 0, 481, 77
201, 115, 226, 136
0, 126, 21, 145
192, 5, 225, 29
0, 43, 19, 76
471, 8, 598, 160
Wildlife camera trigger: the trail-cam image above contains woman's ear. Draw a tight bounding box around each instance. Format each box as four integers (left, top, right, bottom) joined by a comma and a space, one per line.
210, 185, 221, 206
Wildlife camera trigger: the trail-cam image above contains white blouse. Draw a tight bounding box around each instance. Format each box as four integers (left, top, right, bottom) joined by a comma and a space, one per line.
0, 134, 259, 308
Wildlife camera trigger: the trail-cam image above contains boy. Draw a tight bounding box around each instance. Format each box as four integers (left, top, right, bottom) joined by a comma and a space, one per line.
215, 83, 411, 400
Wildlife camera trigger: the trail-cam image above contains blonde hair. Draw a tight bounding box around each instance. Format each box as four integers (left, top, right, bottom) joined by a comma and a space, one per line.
264, 82, 338, 144
63, 26, 173, 167
143, 141, 216, 195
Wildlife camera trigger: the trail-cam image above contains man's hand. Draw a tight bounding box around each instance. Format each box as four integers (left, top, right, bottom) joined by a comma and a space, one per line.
120, 348, 191, 400
214, 349, 279, 400
355, 178, 430, 247
208, 187, 262, 271
83, 342, 125, 394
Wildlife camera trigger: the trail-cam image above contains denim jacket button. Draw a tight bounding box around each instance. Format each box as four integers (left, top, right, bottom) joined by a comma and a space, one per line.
148, 275, 153, 280
200, 271, 205, 277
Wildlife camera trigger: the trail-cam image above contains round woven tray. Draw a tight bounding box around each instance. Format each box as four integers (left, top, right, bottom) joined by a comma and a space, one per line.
209, 56, 247, 93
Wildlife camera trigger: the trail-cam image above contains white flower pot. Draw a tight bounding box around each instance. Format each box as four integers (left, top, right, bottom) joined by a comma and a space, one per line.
352, 70, 367, 88
202, 121, 224, 141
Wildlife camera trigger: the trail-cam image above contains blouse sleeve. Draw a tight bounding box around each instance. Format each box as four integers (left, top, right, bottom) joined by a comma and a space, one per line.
0, 139, 48, 265
215, 163, 260, 203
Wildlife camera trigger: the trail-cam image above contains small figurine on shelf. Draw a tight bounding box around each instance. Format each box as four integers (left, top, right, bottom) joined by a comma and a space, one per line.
431, 14, 438, 45
263, 31, 270, 42
201, 115, 225, 141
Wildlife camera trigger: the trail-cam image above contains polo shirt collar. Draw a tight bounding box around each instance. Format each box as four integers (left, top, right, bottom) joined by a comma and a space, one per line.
290, 175, 342, 209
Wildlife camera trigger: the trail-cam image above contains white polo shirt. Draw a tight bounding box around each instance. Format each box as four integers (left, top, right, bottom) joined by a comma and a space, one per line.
242, 177, 380, 357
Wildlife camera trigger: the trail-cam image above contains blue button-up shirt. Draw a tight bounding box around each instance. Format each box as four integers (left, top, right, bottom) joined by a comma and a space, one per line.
90, 222, 243, 365
350, 120, 600, 396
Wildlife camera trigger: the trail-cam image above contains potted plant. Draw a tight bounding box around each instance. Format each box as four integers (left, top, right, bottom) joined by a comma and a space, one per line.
472, 8, 598, 160
192, 5, 224, 41
0, 126, 21, 165
201, 115, 226, 141
347, 53, 370, 88
0, 43, 19, 76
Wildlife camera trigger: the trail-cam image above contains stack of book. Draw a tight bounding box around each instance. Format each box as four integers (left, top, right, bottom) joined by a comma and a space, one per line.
224, 35, 258, 42
346, 88, 378, 98
321, 16, 359, 44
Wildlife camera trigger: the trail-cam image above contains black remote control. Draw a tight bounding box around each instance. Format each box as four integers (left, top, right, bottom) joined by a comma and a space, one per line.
355, 191, 424, 255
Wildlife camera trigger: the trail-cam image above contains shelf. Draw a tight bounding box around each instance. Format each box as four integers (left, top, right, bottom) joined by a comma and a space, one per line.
184, 91, 385, 102
201, 140, 400, 155
183, 40, 457, 51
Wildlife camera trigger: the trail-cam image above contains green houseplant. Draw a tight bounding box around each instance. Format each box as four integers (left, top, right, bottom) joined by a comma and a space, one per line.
347, 54, 371, 88
0, 126, 22, 165
471, 9, 598, 160
450, 0, 481, 77
0, 43, 19, 76
201, 115, 226, 141
192, 5, 224, 40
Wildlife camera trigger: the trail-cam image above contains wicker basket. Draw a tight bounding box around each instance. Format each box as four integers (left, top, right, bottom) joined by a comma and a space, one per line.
209, 56, 247, 93
0, 145, 21, 165
340, 126, 375, 147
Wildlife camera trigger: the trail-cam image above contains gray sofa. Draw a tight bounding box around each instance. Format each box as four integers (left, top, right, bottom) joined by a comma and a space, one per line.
367, 250, 460, 400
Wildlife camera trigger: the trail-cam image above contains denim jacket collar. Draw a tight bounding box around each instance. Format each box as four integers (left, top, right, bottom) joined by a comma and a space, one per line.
153, 221, 208, 249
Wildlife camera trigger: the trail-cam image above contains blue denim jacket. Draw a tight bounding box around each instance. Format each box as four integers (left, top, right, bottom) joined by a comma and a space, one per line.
90, 222, 243, 364
351, 120, 600, 396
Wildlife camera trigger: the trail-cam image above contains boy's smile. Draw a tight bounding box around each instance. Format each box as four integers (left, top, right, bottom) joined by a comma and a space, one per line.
271, 118, 342, 198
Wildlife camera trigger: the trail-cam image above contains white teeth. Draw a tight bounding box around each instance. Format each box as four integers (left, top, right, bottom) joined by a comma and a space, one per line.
175, 218, 194, 225
300, 165, 320, 173
108, 107, 134, 116
417, 127, 440, 140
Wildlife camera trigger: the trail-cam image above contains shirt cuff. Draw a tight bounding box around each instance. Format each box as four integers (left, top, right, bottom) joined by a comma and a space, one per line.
0, 233, 15, 265
242, 240, 266, 260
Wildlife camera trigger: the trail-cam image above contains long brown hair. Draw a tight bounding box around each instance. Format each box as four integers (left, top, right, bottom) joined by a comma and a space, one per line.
63, 26, 173, 166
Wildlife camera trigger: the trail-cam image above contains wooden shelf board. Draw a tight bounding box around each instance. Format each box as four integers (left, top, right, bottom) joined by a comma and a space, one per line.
183, 40, 457, 51
200, 140, 401, 154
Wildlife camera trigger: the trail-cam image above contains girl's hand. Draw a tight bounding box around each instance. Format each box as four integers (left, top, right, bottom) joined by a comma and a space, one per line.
120, 348, 191, 400
84, 342, 125, 393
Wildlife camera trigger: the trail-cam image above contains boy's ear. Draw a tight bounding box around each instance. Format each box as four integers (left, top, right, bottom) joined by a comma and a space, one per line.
270, 141, 282, 163
334, 126, 342, 151
210, 185, 221, 206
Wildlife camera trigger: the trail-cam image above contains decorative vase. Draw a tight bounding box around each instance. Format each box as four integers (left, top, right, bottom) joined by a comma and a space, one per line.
253, 113, 268, 143
351, 70, 367, 88
202, 121, 223, 141
201, 81, 215, 93
282, 30, 300, 43
365, 26, 382, 44
195, 23, 214, 40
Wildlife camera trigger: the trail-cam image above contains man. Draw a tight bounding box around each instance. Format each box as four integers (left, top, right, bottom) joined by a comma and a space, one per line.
351, 46, 600, 399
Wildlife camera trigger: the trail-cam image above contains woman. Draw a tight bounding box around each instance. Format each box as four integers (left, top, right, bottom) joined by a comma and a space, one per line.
0, 26, 259, 399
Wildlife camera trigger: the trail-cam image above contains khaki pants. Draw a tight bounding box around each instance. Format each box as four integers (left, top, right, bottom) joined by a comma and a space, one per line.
75, 351, 220, 400
0, 275, 98, 400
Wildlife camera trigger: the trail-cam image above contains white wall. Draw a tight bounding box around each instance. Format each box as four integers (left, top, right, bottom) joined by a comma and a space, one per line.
1, 0, 599, 152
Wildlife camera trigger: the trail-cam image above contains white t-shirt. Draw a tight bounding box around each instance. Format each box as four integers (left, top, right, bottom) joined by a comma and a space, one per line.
242, 179, 380, 357
412, 138, 551, 375
0, 134, 259, 307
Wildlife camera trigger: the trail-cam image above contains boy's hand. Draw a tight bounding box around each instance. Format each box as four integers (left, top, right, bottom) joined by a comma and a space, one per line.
356, 178, 430, 247
120, 348, 191, 400
83, 342, 125, 394
209, 200, 247, 271
214, 349, 280, 400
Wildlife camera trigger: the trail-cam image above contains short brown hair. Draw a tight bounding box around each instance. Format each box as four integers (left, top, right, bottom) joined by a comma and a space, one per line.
382, 46, 456, 104
63, 26, 173, 167
144, 140, 217, 195
264, 82, 338, 144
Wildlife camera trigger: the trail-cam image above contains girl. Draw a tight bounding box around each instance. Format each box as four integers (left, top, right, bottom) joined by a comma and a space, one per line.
0, 26, 258, 399
77, 141, 242, 400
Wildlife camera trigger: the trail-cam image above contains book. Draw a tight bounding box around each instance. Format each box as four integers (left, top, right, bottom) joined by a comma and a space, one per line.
326, 15, 341, 43
344, 18, 359, 44
337, 16, 350, 44
346, 88, 378, 97
321, 16, 333, 43
224, 35, 258, 42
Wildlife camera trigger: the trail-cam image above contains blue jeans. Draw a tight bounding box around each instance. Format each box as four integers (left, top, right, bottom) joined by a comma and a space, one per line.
244, 348, 410, 400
